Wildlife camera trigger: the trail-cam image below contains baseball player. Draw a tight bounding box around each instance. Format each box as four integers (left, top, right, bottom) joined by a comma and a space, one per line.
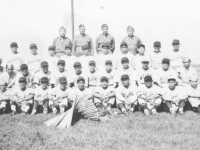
60, 45, 77, 72
34, 61, 55, 88
116, 42, 134, 69
121, 26, 142, 55
185, 76, 200, 113
0, 79, 10, 114
53, 26, 72, 58
116, 75, 138, 114
162, 75, 188, 114
0, 59, 4, 74
87, 60, 100, 91
68, 62, 88, 88
133, 44, 151, 70
52, 60, 69, 87
156, 58, 178, 88
137, 75, 163, 115
149, 41, 165, 70
77, 45, 95, 72
96, 24, 115, 54
49, 77, 72, 114
72, 24, 94, 57
93, 76, 115, 111
9, 77, 34, 114
31, 77, 51, 115
177, 57, 197, 87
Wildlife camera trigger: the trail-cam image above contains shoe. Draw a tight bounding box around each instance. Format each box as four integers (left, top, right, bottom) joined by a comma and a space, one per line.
144, 109, 150, 116
151, 109, 157, 115
60, 109, 65, 114
31, 109, 36, 115
43, 109, 48, 114
179, 110, 184, 115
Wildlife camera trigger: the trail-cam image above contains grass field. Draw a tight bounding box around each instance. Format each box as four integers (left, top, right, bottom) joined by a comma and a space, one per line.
0, 111, 200, 150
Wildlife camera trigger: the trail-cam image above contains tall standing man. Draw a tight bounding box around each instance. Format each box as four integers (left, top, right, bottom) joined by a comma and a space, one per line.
121, 26, 142, 55
96, 24, 115, 54
72, 24, 94, 57
53, 26, 72, 58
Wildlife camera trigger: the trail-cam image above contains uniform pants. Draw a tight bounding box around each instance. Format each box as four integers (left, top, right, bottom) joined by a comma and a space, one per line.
138, 97, 162, 111
10, 101, 32, 113
33, 100, 49, 112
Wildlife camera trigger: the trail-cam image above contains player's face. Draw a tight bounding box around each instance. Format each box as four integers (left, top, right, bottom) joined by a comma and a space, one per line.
60, 83, 67, 90
21, 68, 28, 76
7, 68, 14, 75
89, 64, 95, 72
105, 63, 112, 71
42, 65, 48, 73
122, 78, 129, 86
41, 82, 48, 89
122, 61, 129, 69
145, 80, 153, 88
190, 80, 198, 88
65, 48, 71, 55
30, 48, 37, 55
102, 27, 108, 35
168, 80, 176, 89
59, 29, 66, 37
78, 80, 85, 90
0, 83, 7, 91
172, 44, 179, 50
101, 80, 108, 88
74, 66, 82, 74
102, 47, 109, 54
83, 49, 89, 55
121, 46, 128, 53
19, 82, 26, 89
162, 63, 169, 70
49, 50, 55, 56
11, 46, 18, 53
138, 47, 145, 54
183, 61, 190, 68
79, 27, 86, 35
142, 62, 149, 70
58, 64, 65, 72
127, 29, 134, 36
154, 46, 161, 52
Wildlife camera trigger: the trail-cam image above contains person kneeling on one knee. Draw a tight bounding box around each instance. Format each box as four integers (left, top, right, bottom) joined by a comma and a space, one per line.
10, 77, 34, 114
49, 77, 72, 114
93, 76, 115, 111
0, 80, 10, 114
31, 77, 50, 115
162, 75, 188, 115
116, 74, 138, 114
137, 75, 163, 115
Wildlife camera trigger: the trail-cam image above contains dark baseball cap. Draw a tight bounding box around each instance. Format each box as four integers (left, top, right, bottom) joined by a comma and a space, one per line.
102, 42, 110, 48
154, 41, 161, 47
20, 64, 28, 70
121, 57, 129, 63
127, 26, 134, 31
40, 77, 49, 83
57, 60, 65, 65
30, 43, 37, 49
101, 24, 108, 29
59, 77, 67, 84
77, 77, 85, 82
144, 75, 152, 82
10, 42, 18, 47
105, 60, 112, 65
172, 39, 180, 45
138, 44, 145, 49
41, 61, 48, 67
162, 58, 170, 64
65, 45, 72, 50
100, 76, 109, 82
121, 74, 129, 80
89, 60, 96, 65
82, 45, 90, 50
48, 46, 56, 51
73, 62, 81, 67
120, 42, 128, 48
19, 77, 27, 83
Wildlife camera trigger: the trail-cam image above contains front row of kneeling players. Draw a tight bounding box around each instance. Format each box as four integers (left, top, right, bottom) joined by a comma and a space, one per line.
0, 72, 199, 116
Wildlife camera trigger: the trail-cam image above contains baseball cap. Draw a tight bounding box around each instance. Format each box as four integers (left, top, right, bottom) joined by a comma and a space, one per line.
82, 45, 90, 50
105, 60, 112, 65
154, 41, 161, 47
144, 75, 152, 82
120, 42, 128, 48
79, 24, 85, 28
77, 77, 85, 83
102, 42, 110, 48
57, 60, 65, 65
30, 43, 37, 49
20, 64, 28, 70
65, 45, 72, 50
100, 76, 109, 82
19, 77, 27, 83
172, 39, 180, 45
73, 62, 81, 67
40, 77, 49, 83
121, 57, 129, 63
10, 42, 18, 47
89, 60, 96, 65
168, 75, 177, 82
182, 57, 191, 63
59, 77, 67, 84
127, 26, 134, 31
138, 44, 145, 49
101, 24, 108, 29
48, 46, 56, 51
162, 58, 170, 64
141, 59, 149, 63
189, 76, 198, 81
121, 74, 129, 80
41, 61, 48, 67
59, 26, 66, 31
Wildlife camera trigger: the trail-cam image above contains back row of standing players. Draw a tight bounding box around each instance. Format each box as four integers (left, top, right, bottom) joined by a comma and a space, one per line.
0, 24, 199, 117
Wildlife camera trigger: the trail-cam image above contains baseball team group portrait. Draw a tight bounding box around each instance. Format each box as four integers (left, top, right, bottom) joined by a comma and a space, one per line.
0, 0, 200, 150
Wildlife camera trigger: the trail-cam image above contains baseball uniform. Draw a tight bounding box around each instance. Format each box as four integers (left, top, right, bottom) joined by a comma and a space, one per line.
96, 54, 117, 71
34, 70, 55, 85
0, 71, 17, 89
78, 55, 95, 72
14, 72, 34, 88
25, 54, 42, 74
44, 56, 59, 72
60, 55, 77, 72
117, 68, 137, 85
52, 70, 69, 87
133, 55, 151, 70
88, 70, 101, 91
0, 89, 10, 109
149, 51, 165, 70
116, 53, 134, 70
68, 71, 88, 87
99, 69, 118, 87
136, 68, 157, 85
185, 85, 200, 107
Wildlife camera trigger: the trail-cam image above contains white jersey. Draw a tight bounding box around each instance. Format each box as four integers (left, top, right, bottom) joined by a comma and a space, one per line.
132, 54, 151, 70
136, 68, 157, 85
115, 52, 134, 69
0, 89, 10, 100
166, 50, 185, 69
177, 67, 197, 84
34, 70, 55, 85
34, 86, 51, 101
44, 55, 59, 72
88, 70, 101, 86
99, 69, 118, 85
70, 87, 92, 101
60, 55, 77, 72
186, 85, 200, 98
50, 86, 72, 99
14, 72, 34, 88
149, 51, 165, 70
77, 55, 95, 72
4, 52, 23, 71
25, 54, 42, 73
52, 70, 69, 86
117, 68, 137, 85
12, 87, 34, 103
68, 71, 88, 87
0, 72, 17, 88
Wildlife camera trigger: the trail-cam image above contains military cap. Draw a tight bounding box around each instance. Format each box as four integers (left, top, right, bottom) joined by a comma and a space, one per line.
41, 61, 48, 67
154, 41, 161, 47
120, 42, 128, 48
162, 58, 170, 64
73, 62, 81, 67
65, 45, 72, 50
57, 60, 65, 65
127, 26, 134, 31
121, 57, 129, 63
101, 24, 108, 29
59, 77, 67, 84
172, 39, 180, 45
48, 46, 56, 51
19, 77, 27, 83
138, 44, 145, 49
82, 45, 90, 50
30, 43, 37, 49
144, 75, 152, 82
89, 60, 96, 65
105, 60, 112, 65
10, 42, 18, 47
102, 42, 110, 48
40, 77, 49, 83
100, 76, 109, 82
59, 26, 66, 31
77, 77, 85, 82
79, 24, 85, 28
121, 74, 129, 80
20, 64, 28, 70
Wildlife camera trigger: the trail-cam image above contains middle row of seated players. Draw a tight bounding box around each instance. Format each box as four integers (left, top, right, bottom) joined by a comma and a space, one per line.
0, 71, 199, 116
